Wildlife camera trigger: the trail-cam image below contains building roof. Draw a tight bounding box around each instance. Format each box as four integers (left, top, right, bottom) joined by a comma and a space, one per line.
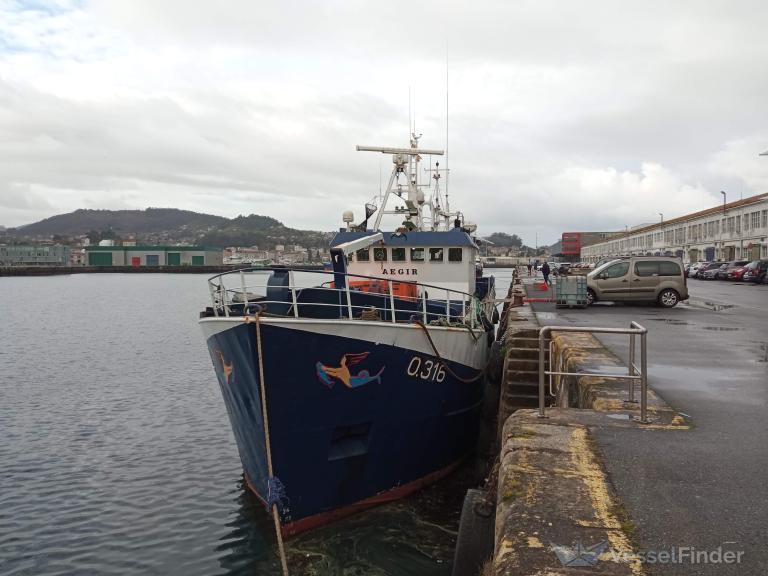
330, 228, 478, 248
84, 245, 217, 251
606, 192, 768, 241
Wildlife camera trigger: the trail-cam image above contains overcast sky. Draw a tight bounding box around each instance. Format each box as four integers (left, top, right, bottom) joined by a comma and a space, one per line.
1, 0, 767, 244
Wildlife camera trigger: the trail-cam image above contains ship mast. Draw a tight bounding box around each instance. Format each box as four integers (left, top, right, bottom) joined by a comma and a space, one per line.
356, 135, 444, 231
424, 162, 452, 231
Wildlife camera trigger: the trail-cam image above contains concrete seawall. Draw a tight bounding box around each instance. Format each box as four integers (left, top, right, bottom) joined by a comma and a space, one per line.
489, 273, 688, 575
0, 264, 325, 276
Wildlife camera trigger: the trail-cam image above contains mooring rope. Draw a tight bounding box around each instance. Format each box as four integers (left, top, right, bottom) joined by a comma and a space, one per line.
412, 320, 490, 384
245, 306, 290, 576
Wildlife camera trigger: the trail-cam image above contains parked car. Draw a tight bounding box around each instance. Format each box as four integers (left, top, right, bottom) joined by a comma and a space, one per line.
557, 263, 572, 275
688, 260, 712, 278
743, 259, 768, 283
692, 262, 707, 276
717, 260, 749, 280
727, 262, 751, 281
702, 263, 727, 280
688, 261, 709, 278
586, 256, 688, 308
692, 261, 722, 279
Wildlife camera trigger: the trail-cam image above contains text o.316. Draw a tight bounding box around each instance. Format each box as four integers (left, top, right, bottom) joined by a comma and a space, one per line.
406, 356, 446, 382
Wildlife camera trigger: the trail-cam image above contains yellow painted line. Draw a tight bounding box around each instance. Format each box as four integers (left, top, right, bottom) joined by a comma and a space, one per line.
570, 427, 644, 576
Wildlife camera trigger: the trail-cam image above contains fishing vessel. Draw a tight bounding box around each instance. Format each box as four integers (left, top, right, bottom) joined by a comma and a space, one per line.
199, 134, 497, 537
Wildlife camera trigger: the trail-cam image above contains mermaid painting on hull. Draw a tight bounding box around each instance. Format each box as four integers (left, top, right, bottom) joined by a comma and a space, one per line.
316, 352, 385, 389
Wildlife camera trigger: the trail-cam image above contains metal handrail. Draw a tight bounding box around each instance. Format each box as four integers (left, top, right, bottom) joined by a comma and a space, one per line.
207, 268, 484, 329
538, 322, 649, 423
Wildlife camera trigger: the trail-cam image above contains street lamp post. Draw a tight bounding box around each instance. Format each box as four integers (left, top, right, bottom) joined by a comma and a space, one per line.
658, 213, 664, 255
720, 191, 727, 260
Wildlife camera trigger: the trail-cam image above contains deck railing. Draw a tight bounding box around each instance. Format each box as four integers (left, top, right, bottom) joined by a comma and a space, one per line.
206, 267, 488, 329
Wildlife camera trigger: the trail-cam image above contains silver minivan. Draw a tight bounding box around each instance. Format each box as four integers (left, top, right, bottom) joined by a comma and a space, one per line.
586, 256, 689, 307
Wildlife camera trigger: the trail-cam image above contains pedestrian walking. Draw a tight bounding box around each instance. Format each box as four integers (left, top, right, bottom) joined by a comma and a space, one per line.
541, 261, 551, 286
527, 262, 533, 276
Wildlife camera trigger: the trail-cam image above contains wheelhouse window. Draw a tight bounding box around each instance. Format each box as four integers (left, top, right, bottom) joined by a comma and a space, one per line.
410, 248, 425, 262
448, 248, 463, 262
429, 248, 444, 262
373, 247, 387, 262
356, 248, 370, 262
391, 247, 406, 262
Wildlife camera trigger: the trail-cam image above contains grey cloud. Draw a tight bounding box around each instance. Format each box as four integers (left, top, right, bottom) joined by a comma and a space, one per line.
0, 74, 408, 226
1, 0, 767, 242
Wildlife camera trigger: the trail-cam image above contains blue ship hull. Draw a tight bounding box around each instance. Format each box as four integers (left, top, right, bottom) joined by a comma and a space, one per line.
203, 317, 487, 536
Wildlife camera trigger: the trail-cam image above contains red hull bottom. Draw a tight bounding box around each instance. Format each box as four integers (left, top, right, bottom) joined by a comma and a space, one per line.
244, 458, 464, 538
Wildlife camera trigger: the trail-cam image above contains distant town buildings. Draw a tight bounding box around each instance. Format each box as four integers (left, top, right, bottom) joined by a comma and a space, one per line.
223, 247, 271, 265
69, 248, 86, 266
485, 245, 522, 257
223, 245, 327, 266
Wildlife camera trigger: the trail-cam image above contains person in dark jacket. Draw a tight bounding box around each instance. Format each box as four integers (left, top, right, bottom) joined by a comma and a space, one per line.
541, 261, 551, 286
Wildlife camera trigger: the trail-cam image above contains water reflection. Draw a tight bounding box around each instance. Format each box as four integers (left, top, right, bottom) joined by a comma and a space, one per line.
215, 479, 283, 575
217, 463, 476, 576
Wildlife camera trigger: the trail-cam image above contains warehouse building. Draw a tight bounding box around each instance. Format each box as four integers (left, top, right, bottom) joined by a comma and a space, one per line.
561, 231, 624, 262
85, 246, 222, 266
0, 245, 71, 266
581, 192, 768, 264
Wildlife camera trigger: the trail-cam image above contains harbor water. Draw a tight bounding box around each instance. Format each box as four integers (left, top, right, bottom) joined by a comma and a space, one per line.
0, 270, 513, 575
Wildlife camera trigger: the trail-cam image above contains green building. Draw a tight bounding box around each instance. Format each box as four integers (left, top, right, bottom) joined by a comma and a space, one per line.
85, 246, 222, 267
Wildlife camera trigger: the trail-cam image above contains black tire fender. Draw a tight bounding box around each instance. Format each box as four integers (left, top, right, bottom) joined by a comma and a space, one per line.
452, 489, 495, 576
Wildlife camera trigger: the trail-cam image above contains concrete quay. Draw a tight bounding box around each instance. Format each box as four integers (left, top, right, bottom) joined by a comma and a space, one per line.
488, 272, 693, 576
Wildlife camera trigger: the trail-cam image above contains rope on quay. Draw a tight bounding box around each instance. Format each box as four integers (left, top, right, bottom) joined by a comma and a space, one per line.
245, 305, 290, 576
412, 320, 489, 384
